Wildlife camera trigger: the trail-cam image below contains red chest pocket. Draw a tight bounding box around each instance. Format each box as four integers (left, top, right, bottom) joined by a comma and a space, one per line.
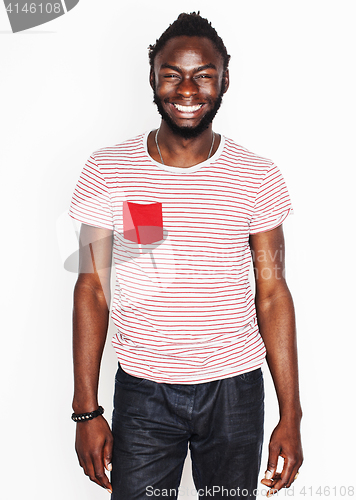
123, 201, 163, 244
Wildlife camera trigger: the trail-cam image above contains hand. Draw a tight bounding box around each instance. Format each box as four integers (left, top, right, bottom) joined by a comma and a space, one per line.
75, 415, 114, 493
261, 419, 303, 497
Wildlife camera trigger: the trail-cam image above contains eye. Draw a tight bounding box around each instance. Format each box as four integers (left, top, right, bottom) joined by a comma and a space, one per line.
195, 74, 212, 79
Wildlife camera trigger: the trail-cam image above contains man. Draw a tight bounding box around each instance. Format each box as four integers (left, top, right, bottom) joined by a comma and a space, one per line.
69, 12, 303, 500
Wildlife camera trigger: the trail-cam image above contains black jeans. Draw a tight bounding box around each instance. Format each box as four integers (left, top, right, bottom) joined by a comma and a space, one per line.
111, 364, 264, 499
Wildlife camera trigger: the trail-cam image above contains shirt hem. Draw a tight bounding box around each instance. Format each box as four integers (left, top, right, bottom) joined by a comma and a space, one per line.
118, 358, 266, 385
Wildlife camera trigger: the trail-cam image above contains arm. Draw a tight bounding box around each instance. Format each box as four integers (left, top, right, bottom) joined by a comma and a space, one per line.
249, 224, 303, 497
72, 223, 114, 493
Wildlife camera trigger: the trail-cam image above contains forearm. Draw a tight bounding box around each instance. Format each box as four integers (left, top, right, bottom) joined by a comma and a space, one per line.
251, 226, 303, 491
72, 277, 110, 413
256, 284, 302, 422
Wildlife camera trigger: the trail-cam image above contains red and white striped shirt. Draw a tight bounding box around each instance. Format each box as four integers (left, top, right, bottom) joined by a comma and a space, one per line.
69, 132, 293, 383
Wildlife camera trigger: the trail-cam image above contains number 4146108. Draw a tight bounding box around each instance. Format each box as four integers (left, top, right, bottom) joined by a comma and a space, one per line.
300, 486, 354, 496
6, 3, 62, 14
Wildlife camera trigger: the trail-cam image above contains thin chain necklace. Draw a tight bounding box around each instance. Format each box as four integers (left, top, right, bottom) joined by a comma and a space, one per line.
154, 128, 215, 166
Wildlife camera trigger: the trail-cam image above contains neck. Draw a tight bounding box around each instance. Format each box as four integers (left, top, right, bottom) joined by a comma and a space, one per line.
151, 121, 218, 168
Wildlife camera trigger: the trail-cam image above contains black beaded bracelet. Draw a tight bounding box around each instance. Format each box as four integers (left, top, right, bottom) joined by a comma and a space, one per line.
71, 406, 104, 422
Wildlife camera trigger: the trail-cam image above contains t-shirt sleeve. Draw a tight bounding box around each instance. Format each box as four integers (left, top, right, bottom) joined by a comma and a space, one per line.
249, 163, 293, 234
68, 154, 114, 230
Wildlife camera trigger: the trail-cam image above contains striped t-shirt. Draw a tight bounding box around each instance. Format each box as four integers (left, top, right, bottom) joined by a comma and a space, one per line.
69, 131, 293, 384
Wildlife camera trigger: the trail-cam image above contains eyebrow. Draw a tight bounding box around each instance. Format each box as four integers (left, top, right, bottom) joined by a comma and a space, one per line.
160, 63, 217, 73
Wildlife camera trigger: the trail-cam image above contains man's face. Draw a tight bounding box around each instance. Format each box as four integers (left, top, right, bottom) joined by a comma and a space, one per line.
150, 36, 229, 139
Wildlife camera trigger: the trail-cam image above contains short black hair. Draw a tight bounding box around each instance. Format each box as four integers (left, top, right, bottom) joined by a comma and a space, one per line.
148, 12, 231, 73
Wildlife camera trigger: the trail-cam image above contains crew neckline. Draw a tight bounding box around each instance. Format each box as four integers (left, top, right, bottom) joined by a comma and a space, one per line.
142, 130, 225, 174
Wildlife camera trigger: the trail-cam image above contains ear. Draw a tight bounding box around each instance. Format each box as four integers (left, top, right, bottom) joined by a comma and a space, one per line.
222, 69, 230, 94
149, 69, 155, 91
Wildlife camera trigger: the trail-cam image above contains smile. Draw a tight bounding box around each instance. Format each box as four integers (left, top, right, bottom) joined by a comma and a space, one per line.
173, 103, 203, 113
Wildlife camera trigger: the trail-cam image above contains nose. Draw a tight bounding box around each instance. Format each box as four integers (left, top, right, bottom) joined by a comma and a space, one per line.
176, 77, 198, 98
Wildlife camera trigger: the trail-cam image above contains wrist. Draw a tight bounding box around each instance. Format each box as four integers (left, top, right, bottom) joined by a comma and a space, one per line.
72, 397, 99, 415
71, 405, 104, 422
279, 407, 303, 425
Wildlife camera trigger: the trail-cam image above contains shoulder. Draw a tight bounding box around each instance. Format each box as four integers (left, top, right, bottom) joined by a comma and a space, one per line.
89, 132, 147, 164
221, 136, 275, 175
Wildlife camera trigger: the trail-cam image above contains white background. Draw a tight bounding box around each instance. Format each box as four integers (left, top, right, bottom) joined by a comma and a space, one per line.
1, 1, 355, 499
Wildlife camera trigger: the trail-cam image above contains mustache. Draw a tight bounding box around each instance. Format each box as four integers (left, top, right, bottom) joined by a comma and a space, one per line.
152, 89, 224, 139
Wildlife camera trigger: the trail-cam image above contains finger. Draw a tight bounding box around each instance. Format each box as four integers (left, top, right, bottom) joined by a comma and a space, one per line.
266, 488, 278, 498
92, 452, 112, 492
264, 473, 284, 497
261, 445, 279, 486
267, 445, 280, 478
277, 449, 303, 491
79, 451, 110, 491
103, 436, 113, 472
261, 472, 282, 487
286, 453, 303, 488
81, 456, 103, 488
77, 454, 85, 470
269, 457, 294, 493
285, 465, 300, 488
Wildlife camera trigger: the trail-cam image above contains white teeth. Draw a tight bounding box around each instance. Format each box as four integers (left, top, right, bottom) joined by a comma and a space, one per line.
173, 103, 202, 112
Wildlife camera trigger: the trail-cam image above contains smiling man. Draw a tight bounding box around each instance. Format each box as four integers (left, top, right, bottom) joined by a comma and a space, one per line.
69, 12, 303, 500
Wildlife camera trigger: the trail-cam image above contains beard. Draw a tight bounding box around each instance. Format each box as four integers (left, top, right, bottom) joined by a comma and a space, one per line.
153, 85, 225, 139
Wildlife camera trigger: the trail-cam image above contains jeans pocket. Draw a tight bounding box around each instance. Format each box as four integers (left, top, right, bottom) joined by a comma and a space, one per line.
115, 363, 145, 387
239, 368, 263, 383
